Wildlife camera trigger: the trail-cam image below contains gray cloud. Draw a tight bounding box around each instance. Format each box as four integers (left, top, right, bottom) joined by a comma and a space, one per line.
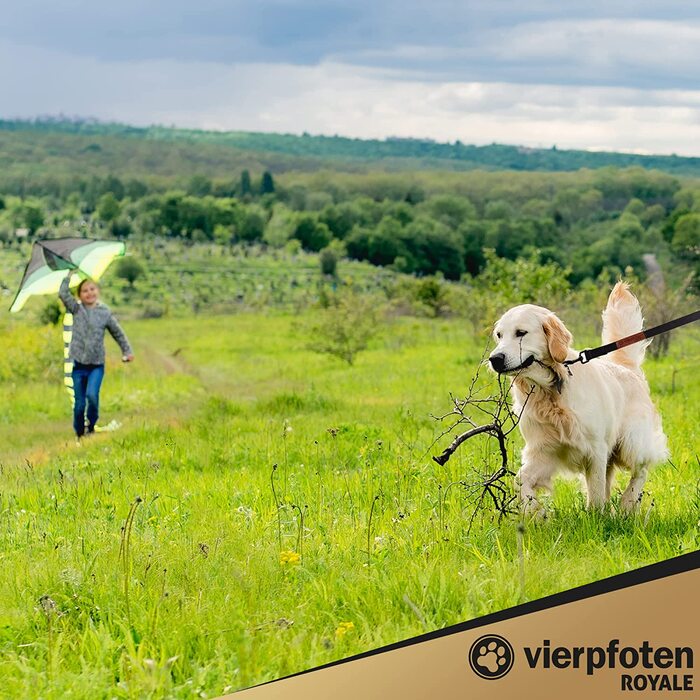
2, 2, 699, 88
1, 2, 698, 156
1, 38, 698, 156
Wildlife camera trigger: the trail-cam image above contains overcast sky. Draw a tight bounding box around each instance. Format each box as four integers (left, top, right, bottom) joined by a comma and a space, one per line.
1, 1, 699, 155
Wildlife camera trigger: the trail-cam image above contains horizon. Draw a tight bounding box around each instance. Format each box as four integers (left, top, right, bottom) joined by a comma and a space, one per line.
4, 115, 696, 161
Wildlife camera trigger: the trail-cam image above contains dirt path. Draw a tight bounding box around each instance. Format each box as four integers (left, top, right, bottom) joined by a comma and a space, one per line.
1, 341, 205, 468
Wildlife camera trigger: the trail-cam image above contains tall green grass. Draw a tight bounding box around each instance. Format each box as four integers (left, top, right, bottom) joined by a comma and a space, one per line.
0, 314, 698, 698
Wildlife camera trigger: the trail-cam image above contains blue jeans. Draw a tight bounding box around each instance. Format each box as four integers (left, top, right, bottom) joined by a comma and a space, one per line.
72, 363, 105, 437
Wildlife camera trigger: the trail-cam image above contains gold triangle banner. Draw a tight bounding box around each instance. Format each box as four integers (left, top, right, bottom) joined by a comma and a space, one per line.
226, 551, 699, 699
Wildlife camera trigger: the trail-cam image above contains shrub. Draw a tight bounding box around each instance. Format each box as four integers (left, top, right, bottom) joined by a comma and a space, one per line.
320, 246, 339, 277
39, 300, 62, 326
114, 257, 146, 287
305, 292, 382, 365
414, 277, 450, 317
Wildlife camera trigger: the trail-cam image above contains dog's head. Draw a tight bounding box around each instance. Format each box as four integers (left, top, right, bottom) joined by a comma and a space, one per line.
488, 304, 573, 384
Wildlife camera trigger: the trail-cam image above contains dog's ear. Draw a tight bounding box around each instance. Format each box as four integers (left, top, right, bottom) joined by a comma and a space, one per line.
543, 313, 572, 363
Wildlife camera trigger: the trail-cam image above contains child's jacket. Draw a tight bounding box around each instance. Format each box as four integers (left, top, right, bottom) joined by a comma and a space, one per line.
59, 276, 132, 364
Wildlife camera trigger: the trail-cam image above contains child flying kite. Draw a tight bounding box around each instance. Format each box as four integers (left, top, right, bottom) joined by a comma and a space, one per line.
58, 275, 134, 440
10, 237, 134, 440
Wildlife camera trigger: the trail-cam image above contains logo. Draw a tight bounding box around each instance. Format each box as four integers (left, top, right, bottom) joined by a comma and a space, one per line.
469, 634, 515, 680
522, 639, 694, 692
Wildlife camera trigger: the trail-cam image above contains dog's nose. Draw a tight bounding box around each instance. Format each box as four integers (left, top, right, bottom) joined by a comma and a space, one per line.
489, 353, 506, 372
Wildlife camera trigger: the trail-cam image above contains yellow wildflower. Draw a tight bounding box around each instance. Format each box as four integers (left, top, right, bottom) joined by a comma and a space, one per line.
280, 550, 301, 566
335, 621, 355, 639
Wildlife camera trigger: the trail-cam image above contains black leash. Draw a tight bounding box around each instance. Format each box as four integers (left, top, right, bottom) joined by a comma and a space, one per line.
564, 309, 700, 368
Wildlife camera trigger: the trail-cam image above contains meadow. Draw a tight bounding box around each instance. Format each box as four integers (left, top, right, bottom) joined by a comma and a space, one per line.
0, 301, 699, 698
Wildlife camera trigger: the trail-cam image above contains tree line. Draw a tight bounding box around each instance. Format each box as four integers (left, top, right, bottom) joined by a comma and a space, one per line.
0, 124, 698, 290
3, 118, 700, 176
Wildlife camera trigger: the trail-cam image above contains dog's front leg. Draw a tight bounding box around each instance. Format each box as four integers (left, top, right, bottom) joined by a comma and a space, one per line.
516, 446, 555, 516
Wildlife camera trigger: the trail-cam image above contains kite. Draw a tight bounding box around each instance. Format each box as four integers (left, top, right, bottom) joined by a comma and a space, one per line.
9, 237, 126, 313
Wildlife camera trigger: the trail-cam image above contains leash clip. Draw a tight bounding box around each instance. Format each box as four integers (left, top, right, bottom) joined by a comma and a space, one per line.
563, 350, 590, 375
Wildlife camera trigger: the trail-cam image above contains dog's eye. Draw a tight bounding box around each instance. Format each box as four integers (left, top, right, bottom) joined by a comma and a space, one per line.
515, 329, 528, 338
496, 331, 502, 339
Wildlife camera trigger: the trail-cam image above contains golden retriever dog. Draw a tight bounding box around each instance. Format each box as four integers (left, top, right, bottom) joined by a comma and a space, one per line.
489, 282, 668, 514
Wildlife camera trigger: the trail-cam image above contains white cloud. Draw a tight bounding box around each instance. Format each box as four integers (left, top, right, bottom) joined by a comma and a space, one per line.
496, 19, 700, 78
1, 39, 698, 156
340, 19, 700, 89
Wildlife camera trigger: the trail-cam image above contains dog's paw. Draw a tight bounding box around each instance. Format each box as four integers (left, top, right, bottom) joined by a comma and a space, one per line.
520, 496, 547, 522
619, 490, 644, 515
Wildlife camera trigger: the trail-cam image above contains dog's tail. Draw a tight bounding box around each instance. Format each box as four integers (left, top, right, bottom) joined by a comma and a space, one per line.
601, 281, 649, 370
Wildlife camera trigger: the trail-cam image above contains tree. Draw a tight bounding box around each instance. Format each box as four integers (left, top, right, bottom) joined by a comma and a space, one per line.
13, 200, 45, 233
306, 293, 381, 366
240, 170, 252, 196
26, 204, 45, 232
421, 194, 476, 229
187, 174, 213, 197
238, 207, 266, 242
97, 193, 121, 223
125, 179, 148, 200
260, 171, 275, 195
320, 203, 360, 238
368, 217, 404, 266
110, 217, 132, 238
114, 257, 145, 287
474, 249, 572, 321
459, 221, 487, 275
263, 204, 296, 247
484, 200, 513, 221
672, 213, 700, 258
293, 215, 332, 252
102, 175, 125, 200
400, 217, 465, 279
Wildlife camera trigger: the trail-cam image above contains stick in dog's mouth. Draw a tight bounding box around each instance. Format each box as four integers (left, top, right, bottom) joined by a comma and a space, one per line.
499, 355, 535, 374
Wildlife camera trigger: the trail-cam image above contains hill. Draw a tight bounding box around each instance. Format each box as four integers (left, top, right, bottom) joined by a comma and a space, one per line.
2, 117, 700, 177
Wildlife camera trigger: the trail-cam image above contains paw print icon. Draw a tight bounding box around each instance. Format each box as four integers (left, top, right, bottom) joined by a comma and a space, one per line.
468, 634, 515, 680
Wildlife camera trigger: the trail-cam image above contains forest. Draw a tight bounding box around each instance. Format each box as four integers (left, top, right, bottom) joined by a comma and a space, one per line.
1, 120, 698, 293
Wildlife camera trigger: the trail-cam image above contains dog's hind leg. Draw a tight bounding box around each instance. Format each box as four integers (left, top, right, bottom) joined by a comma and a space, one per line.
620, 464, 649, 513
606, 444, 622, 501
585, 448, 608, 509
605, 461, 618, 501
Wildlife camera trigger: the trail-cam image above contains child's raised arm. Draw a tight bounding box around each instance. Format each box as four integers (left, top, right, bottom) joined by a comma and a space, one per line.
58, 274, 79, 313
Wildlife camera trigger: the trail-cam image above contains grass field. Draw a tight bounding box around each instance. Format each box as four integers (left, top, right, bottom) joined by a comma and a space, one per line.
0, 310, 699, 699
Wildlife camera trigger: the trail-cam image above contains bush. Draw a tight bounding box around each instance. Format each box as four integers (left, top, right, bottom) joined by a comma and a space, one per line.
320, 246, 338, 277
114, 257, 146, 287
414, 277, 450, 317
39, 300, 62, 326
141, 304, 168, 319
458, 249, 572, 332
305, 292, 382, 365
293, 215, 332, 252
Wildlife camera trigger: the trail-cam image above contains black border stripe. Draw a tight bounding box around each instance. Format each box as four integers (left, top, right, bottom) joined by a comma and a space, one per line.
240, 549, 700, 693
